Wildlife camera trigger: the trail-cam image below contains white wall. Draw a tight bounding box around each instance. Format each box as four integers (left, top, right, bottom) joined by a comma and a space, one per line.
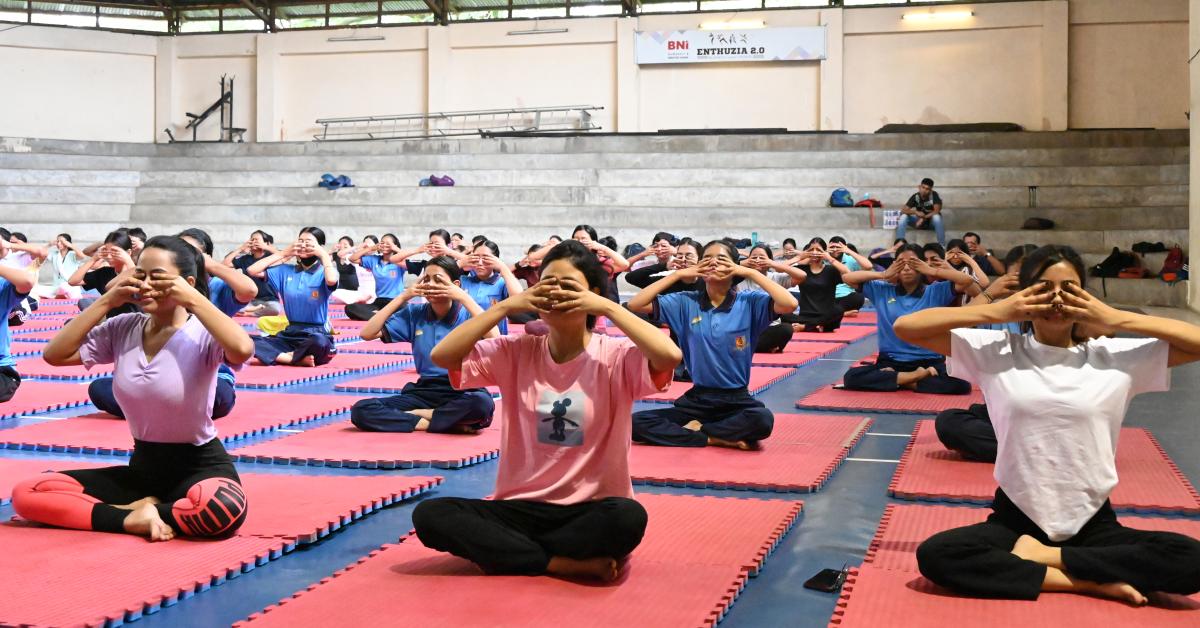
0, 27, 156, 142
0, 0, 1189, 141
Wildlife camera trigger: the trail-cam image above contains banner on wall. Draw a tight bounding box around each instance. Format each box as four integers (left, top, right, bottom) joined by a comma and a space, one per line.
634, 27, 826, 65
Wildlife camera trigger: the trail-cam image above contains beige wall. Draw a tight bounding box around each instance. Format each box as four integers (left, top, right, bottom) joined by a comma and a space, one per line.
0, 0, 1189, 142
0, 27, 156, 142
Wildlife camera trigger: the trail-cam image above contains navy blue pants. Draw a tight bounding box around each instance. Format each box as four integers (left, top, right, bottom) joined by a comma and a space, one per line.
936, 403, 997, 462
350, 376, 495, 433
917, 489, 1200, 600
843, 354, 971, 395
413, 496, 647, 575
89, 367, 237, 420
632, 385, 773, 447
252, 323, 336, 366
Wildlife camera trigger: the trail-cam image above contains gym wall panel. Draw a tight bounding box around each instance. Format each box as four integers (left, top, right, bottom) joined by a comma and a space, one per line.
443, 43, 617, 132
0, 46, 155, 142
636, 62, 821, 132
842, 26, 1045, 133
1068, 21, 1188, 130
275, 49, 428, 141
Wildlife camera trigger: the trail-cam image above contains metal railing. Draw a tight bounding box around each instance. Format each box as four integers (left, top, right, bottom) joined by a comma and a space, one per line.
314, 105, 603, 141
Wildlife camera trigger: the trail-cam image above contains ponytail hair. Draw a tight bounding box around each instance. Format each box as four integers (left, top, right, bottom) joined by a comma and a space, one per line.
144, 235, 209, 301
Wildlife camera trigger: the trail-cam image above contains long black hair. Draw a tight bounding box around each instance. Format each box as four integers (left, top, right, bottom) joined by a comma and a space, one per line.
1018, 245, 1087, 291
177, 228, 214, 256
702, 239, 739, 262
473, 239, 500, 256
299, 226, 326, 246
103, 229, 133, 251
144, 235, 209, 300
541, 240, 609, 330
425, 255, 463, 282
572, 224, 598, 241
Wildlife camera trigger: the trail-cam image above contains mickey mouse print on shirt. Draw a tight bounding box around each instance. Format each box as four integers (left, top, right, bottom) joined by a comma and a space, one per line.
536, 387, 586, 447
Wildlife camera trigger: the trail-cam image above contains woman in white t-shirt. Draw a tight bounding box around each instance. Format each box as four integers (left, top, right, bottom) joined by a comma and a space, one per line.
894, 245, 1200, 605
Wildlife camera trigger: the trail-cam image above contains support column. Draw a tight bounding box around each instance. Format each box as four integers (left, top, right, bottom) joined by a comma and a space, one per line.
615, 17, 639, 132
818, 8, 843, 131
426, 26, 449, 118
255, 33, 278, 142
1189, 0, 1200, 311
154, 37, 176, 143
1040, 0, 1069, 131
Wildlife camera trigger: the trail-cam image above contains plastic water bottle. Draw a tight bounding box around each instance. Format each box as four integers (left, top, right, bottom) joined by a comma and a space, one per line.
751, 231, 759, 246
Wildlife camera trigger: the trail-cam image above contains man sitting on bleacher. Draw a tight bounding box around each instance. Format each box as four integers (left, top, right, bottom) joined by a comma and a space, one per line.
896, 178, 945, 248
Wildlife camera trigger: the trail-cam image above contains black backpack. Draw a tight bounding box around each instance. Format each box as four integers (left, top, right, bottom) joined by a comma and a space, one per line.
1090, 247, 1138, 278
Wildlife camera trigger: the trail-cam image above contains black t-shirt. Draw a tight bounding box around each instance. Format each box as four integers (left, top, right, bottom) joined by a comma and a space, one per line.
796, 264, 841, 319
624, 262, 703, 294
233, 254, 277, 300
905, 191, 942, 215
82, 267, 139, 317
972, 254, 1000, 275
336, 259, 359, 291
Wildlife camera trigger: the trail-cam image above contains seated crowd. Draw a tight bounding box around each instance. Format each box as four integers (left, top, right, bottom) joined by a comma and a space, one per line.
2, 174, 1199, 601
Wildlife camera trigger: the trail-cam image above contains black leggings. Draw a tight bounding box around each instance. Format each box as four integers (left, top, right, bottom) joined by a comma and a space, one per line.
843, 354, 971, 395
345, 298, 391, 321
632, 385, 773, 447
836, 292, 866, 312
755, 323, 794, 353
12, 438, 246, 538
782, 310, 843, 333
935, 403, 997, 462
412, 496, 648, 575
917, 489, 1200, 600
0, 366, 20, 403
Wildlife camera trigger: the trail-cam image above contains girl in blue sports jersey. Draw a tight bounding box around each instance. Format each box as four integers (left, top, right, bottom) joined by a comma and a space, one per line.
246, 227, 339, 367
460, 240, 524, 335
627, 239, 798, 450
349, 256, 497, 433
345, 233, 408, 321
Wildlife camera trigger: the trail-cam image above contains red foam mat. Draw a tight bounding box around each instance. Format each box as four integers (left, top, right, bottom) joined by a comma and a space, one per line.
865, 503, 1200, 574
641, 367, 796, 403
0, 381, 91, 419
0, 457, 105, 504
9, 318, 70, 334
840, 311, 877, 326
797, 384, 985, 415
12, 357, 112, 381
890, 420, 1200, 515
337, 339, 414, 354
9, 330, 59, 342
631, 414, 872, 492
333, 369, 499, 396
231, 419, 502, 469
237, 494, 803, 628
752, 351, 823, 367
30, 305, 78, 317
0, 392, 367, 455
8, 341, 46, 357
791, 325, 876, 343
0, 521, 288, 628
235, 354, 408, 389
236, 473, 442, 543
783, 341, 849, 355
831, 564, 1200, 628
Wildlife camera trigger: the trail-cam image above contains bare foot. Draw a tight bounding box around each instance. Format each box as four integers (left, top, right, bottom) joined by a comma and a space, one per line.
275, 352, 294, 365
683, 420, 703, 432
843, 310, 859, 318
708, 436, 753, 450
547, 556, 620, 582
123, 503, 175, 542
296, 355, 316, 367
1087, 581, 1149, 606
114, 496, 161, 511
414, 418, 431, 431
791, 323, 804, 333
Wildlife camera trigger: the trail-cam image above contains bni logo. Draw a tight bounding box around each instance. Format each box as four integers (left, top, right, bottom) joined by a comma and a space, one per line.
668, 40, 688, 51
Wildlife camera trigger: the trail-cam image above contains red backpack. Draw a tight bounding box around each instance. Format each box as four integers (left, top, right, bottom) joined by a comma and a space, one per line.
1161, 246, 1185, 281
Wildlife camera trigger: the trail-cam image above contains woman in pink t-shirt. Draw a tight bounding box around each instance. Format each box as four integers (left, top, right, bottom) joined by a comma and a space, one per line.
414, 240, 681, 582
12, 236, 255, 542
